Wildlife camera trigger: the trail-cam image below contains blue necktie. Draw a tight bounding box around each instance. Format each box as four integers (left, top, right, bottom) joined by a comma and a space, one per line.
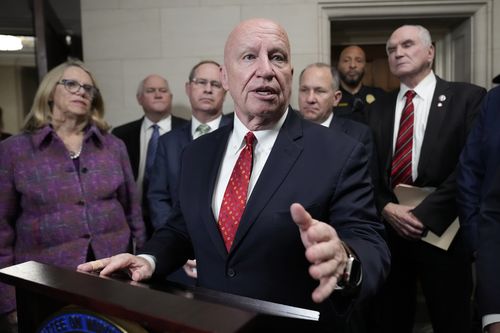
145, 124, 160, 179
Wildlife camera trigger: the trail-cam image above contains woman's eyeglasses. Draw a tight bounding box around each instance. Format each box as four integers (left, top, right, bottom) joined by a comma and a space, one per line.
57, 79, 99, 99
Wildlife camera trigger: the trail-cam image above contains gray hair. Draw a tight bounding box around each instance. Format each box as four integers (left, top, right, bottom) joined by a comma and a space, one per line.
299, 62, 340, 91
188, 60, 221, 82
136, 74, 169, 97
386, 25, 433, 53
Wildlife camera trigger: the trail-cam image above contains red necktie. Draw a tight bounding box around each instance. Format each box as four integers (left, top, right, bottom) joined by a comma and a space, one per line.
218, 132, 256, 252
391, 90, 416, 187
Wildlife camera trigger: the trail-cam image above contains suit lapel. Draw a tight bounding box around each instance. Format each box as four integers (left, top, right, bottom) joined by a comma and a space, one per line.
380, 92, 398, 175
183, 121, 193, 142
220, 114, 233, 127
195, 115, 236, 258
129, 119, 143, 179
171, 115, 184, 129
230, 110, 303, 253
417, 77, 450, 177
330, 116, 346, 131
199, 125, 234, 259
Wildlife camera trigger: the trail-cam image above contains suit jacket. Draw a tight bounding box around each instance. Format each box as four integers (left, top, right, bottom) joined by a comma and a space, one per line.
111, 115, 188, 180
331, 116, 379, 205
457, 86, 500, 317
0, 125, 146, 313
140, 109, 390, 327
149, 114, 232, 230
368, 76, 486, 235
330, 116, 373, 156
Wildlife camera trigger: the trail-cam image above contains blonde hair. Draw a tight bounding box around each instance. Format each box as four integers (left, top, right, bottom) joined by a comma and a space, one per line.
23, 59, 110, 132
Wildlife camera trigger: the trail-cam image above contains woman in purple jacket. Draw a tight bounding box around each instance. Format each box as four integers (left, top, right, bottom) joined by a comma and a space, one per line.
0, 60, 146, 329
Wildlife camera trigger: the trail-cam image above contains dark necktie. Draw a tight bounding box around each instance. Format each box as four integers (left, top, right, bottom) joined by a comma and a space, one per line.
145, 124, 160, 179
391, 90, 416, 187
218, 132, 256, 252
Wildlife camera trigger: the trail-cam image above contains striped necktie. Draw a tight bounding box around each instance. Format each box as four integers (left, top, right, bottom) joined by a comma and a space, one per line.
195, 123, 211, 139
391, 90, 416, 187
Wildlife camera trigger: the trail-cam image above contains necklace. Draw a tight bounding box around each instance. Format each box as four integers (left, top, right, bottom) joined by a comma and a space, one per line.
69, 147, 82, 159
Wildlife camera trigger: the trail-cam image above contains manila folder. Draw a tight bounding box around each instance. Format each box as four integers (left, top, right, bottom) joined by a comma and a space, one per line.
393, 184, 459, 251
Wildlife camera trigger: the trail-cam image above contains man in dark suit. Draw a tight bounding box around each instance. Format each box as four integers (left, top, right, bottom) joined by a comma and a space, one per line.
79, 18, 390, 331
367, 25, 486, 333
298, 62, 375, 166
149, 61, 230, 232
148, 60, 231, 284
458, 85, 500, 333
112, 74, 188, 234
298, 62, 380, 333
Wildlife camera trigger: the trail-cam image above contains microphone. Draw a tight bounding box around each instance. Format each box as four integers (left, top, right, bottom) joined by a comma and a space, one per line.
352, 97, 364, 113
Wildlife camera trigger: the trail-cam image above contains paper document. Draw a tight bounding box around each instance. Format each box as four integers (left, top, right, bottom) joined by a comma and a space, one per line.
393, 184, 459, 251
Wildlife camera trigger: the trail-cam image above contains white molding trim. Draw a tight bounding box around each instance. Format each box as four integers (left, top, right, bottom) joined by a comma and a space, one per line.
319, 0, 492, 87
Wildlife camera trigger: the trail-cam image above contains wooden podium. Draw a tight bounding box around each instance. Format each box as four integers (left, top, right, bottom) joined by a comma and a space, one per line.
0, 261, 319, 332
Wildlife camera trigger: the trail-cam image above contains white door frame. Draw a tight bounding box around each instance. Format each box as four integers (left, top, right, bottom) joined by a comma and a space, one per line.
317, 0, 493, 87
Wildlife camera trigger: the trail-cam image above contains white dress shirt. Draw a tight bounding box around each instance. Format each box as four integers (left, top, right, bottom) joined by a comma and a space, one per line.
211, 109, 287, 221
392, 71, 436, 182
137, 115, 172, 202
320, 112, 334, 128
140, 108, 289, 271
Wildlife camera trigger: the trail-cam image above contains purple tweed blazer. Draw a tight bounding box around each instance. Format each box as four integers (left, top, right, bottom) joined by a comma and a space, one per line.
0, 124, 146, 313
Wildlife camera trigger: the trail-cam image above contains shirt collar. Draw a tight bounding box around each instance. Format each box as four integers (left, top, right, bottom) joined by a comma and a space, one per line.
144, 114, 171, 131
320, 112, 334, 127
399, 70, 436, 101
231, 107, 288, 152
191, 114, 223, 136
31, 123, 105, 149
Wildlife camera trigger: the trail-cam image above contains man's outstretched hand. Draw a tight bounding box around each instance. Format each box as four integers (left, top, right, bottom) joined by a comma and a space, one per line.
290, 203, 348, 303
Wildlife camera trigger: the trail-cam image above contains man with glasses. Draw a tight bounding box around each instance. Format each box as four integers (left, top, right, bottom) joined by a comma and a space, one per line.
112, 74, 188, 236
148, 61, 230, 284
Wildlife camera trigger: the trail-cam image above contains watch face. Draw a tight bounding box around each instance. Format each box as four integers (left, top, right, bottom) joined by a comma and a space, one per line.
338, 257, 362, 289
349, 258, 362, 287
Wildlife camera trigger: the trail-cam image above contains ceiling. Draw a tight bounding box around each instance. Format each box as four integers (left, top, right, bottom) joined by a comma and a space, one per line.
0, 0, 81, 37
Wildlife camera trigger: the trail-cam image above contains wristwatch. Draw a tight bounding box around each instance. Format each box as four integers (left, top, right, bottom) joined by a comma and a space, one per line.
335, 241, 362, 290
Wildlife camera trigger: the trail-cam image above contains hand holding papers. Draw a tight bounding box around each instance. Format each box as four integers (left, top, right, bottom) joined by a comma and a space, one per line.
394, 184, 459, 251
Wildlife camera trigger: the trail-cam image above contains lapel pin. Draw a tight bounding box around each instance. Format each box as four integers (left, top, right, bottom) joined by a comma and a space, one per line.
438, 95, 446, 102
